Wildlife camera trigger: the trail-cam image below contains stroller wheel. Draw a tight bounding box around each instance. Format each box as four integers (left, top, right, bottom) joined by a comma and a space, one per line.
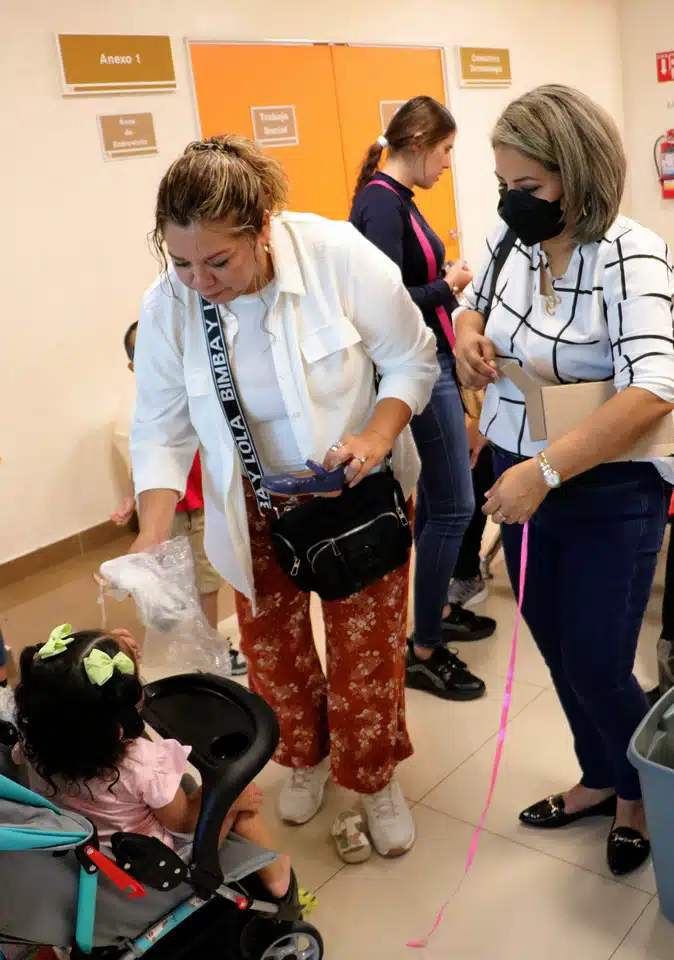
240, 919, 324, 960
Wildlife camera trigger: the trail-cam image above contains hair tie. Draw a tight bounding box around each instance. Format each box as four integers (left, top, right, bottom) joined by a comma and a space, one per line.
377, 135, 389, 149
187, 138, 230, 155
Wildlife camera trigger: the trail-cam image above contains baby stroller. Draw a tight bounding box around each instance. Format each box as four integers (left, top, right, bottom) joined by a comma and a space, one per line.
0, 673, 323, 960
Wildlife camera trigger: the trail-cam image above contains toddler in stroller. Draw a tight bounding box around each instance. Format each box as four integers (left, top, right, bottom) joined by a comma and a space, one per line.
0, 625, 323, 959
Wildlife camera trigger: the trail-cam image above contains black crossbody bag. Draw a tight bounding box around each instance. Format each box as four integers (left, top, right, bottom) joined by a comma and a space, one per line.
200, 296, 412, 602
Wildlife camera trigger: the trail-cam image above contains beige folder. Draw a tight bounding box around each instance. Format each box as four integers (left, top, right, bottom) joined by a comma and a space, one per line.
499, 362, 674, 461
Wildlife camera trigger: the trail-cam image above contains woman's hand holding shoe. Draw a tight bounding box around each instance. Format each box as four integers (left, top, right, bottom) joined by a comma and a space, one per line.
324, 428, 393, 488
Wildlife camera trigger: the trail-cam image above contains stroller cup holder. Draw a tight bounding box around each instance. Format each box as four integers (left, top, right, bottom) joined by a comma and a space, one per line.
141, 673, 280, 897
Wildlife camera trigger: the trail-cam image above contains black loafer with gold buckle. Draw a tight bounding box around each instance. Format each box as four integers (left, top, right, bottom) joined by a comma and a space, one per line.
607, 822, 651, 876
519, 793, 617, 829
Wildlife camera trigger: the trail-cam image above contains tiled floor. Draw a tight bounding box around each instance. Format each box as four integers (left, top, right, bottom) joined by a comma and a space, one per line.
3, 535, 674, 958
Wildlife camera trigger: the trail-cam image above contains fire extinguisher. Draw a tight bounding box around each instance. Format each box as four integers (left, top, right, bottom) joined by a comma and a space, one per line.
654, 129, 674, 199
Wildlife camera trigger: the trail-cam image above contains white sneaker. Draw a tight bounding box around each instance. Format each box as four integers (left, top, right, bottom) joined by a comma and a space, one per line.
279, 761, 331, 825
361, 779, 416, 858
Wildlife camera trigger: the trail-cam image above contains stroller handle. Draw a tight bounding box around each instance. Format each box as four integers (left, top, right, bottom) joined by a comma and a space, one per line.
142, 672, 280, 896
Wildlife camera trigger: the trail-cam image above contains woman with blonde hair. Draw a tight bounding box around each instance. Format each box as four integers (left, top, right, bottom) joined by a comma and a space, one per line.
455, 84, 674, 876
129, 135, 439, 859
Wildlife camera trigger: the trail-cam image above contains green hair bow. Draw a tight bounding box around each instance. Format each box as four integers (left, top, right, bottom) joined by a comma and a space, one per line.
37, 624, 75, 660
83, 648, 135, 687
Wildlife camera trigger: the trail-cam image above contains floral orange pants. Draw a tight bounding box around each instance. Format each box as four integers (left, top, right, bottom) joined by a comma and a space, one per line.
235, 485, 413, 794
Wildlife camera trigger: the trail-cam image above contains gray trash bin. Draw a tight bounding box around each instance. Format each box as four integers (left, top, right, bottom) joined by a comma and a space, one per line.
629, 686, 674, 921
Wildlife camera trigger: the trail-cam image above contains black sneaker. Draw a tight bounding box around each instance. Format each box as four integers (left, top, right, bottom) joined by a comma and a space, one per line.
442, 605, 496, 642
405, 639, 486, 701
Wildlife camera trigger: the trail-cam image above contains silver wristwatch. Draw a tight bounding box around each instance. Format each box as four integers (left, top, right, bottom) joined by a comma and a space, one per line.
537, 452, 561, 489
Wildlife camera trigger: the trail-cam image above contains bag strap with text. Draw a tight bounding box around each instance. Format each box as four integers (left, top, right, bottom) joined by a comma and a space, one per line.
367, 178, 456, 350
199, 296, 273, 515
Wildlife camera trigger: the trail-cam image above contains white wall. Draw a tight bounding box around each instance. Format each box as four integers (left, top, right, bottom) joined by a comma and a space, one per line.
0, 0, 624, 563
619, 0, 674, 249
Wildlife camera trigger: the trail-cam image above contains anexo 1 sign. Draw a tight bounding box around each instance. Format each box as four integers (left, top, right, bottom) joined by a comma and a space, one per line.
57, 34, 176, 96
250, 106, 299, 148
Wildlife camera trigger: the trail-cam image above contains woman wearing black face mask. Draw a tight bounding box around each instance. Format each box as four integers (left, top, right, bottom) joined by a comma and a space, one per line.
455, 84, 674, 877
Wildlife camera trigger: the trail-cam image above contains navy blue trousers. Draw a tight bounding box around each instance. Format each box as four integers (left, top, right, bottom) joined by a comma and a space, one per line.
494, 450, 669, 800
411, 351, 474, 647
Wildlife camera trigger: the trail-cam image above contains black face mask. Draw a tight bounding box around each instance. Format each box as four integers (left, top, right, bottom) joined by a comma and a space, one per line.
498, 188, 565, 247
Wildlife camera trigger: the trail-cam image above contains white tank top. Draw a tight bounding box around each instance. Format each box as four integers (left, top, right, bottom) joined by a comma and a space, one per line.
225, 281, 305, 475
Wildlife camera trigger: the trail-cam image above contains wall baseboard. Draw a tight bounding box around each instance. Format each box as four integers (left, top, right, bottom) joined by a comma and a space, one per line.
1, 521, 124, 588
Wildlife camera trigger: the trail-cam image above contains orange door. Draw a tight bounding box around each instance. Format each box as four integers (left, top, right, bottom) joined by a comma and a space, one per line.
188, 43, 350, 220
331, 45, 460, 260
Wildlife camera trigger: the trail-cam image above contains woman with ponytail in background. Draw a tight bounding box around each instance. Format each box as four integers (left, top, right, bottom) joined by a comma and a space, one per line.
351, 96, 493, 702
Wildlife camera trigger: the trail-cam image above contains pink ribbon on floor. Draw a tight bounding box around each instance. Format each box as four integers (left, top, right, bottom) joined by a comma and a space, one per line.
408, 521, 530, 949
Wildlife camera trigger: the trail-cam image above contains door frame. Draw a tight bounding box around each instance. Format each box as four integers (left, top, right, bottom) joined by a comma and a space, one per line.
183, 38, 463, 252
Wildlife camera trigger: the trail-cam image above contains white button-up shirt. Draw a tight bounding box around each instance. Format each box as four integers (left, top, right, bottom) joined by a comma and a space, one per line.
131, 212, 439, 602
457, 216, 674, 476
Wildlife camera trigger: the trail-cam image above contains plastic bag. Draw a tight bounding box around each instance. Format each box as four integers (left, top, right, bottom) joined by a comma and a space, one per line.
0, 686, 20, 782
0, 686, 15, 725
657, 636, 674, 696
99, 537, 231, 676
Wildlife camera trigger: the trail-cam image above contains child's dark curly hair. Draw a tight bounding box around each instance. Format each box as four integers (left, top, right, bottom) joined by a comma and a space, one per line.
15, 630, 144, 794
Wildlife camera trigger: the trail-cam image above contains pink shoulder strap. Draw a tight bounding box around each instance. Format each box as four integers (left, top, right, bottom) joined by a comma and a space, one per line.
366, 179, 455, 349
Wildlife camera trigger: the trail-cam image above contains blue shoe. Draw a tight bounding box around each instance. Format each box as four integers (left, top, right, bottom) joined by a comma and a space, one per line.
261, 460, 345, 497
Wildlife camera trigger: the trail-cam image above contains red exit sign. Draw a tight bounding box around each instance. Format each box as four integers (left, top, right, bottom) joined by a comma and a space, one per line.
657, 51, 674, 83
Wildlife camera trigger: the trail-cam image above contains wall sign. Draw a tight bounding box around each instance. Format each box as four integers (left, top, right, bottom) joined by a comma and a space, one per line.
458, 47, 512, 87
380, 100, 406, 134
250, 106, 299, 147
57, 34, 176, 96
657, 51, 674, 84
98, 113, 158, 161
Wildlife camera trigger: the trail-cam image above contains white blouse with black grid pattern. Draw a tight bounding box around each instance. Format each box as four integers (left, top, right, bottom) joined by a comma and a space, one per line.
455, 216, 674, 480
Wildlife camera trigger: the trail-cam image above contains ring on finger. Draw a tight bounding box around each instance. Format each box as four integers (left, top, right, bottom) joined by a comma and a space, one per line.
354, 456, 367, 465
330, 440, 344, 452
494, 508, 507, 524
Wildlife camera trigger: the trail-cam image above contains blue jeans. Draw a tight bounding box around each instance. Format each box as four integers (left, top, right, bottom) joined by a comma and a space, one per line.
411, 352, 474, 648
494, 449, 670, 800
